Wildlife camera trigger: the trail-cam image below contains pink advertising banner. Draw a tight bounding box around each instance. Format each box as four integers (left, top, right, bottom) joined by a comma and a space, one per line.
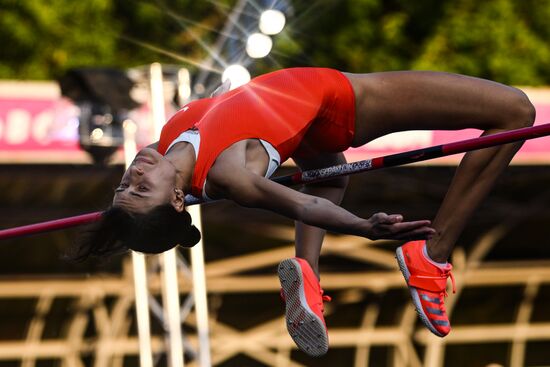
0, 81, 154, 163
0, 82, 548, 164
0, 97, 79, 152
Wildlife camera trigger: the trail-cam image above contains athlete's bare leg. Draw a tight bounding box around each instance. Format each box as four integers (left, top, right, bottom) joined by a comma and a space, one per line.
344, 71, 536, 262
293, 152, 349, 278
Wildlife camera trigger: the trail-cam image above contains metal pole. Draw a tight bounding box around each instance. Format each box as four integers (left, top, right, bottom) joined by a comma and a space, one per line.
149, 62, 167, 140
161, 250, 185, 367
151, 62, 185, 367
188, 205, 212, 367
0, 212, 101, 240
272, 122, 550, 186
132, 253, 154, 367
2, 122, 550, 238
124, 120, 154, 367
176, 66, 212, 366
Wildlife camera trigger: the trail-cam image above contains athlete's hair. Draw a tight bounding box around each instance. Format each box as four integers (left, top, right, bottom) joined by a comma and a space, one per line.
66, 205, 201, 262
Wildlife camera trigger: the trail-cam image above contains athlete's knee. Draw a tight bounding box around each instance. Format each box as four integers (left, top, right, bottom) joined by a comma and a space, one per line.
504, 88, 536, 129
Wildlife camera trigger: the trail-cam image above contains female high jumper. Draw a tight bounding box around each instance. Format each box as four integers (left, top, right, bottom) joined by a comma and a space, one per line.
72, 67, 535, 356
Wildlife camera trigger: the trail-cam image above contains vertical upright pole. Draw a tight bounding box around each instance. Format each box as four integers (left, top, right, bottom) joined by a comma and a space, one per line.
188, 205, 212, 367
177, 67, 212, 367
161, 251, 185, 367
124, 120, 154, 367
150, 62, 185, 367
177, 69, 192, 107
149, 62, 167, 140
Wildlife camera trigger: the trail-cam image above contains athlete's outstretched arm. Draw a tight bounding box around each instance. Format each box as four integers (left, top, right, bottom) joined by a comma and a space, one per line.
207, 162, 436, 241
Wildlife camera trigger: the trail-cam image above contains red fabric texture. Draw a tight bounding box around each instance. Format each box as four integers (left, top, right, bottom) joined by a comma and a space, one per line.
157, 67, 356, 197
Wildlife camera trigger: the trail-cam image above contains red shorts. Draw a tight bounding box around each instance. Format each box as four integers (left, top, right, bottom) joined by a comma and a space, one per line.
292, 69, 356, 158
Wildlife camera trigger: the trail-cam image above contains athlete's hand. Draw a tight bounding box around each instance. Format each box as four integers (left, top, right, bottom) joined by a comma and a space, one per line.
366, 212, 436, 240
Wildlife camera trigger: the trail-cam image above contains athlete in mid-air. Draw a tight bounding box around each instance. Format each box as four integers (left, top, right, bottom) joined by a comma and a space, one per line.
73, 67, 535, 356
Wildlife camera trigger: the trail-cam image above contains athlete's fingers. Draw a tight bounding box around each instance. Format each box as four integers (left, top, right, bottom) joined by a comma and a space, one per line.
367, 213, 435, 240
387, 214, 403, 223
371, 212, 404, 224
370, 221, 434, 240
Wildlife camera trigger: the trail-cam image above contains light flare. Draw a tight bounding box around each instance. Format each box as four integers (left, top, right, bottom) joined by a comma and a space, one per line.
119, 36, 223, 74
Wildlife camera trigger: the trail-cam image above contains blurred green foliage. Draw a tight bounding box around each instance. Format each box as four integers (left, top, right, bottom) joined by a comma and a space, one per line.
0, 0, 231, 79
0, 0, 119, 79
0, 0, 549, 85
283, 0, 550, 85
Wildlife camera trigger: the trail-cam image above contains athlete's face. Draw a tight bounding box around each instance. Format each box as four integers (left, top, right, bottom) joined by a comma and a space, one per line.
113, 148, 179, 214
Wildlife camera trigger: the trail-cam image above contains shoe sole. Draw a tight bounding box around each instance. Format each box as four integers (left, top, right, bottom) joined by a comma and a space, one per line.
395, 247, 445, 337
278, 258, 329, 357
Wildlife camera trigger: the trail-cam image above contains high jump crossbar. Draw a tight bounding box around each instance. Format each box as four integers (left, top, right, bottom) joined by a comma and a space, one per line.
1, 122, 549, 241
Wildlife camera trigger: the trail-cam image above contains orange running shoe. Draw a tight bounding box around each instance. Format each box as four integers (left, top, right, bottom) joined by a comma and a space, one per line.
395, 240, 456, 337
278, 257, 331, 356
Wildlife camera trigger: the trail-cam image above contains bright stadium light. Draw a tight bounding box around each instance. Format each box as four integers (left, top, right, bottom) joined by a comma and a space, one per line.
246, 33, 273, 58
259, 9, 286, 35
222, 65, 251, 89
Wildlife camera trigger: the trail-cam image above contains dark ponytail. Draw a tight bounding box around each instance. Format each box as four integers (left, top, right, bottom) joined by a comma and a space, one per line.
66, 205, 201, 262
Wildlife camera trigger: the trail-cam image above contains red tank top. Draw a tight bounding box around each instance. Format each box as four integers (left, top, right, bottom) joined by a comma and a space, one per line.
157, 67, 355, 197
